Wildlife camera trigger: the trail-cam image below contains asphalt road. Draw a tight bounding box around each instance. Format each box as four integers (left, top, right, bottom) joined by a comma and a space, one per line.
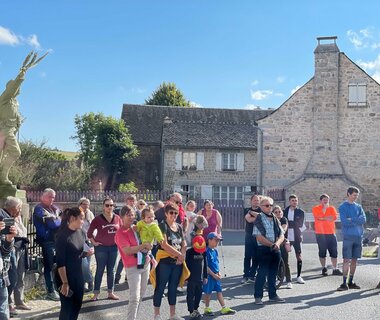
45, 231, 380, 320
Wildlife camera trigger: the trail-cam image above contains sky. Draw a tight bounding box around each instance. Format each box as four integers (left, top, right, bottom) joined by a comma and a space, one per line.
2, 0, 380, 151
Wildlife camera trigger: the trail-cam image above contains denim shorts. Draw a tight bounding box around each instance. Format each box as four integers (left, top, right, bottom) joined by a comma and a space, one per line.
342, 235, 362, 259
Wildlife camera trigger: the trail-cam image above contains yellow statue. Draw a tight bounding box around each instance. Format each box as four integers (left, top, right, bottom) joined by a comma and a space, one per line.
0, 51, 48, 186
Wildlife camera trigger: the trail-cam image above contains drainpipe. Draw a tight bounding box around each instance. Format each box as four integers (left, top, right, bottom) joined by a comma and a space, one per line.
252, 125, 264, 194
160, 117, 172, 190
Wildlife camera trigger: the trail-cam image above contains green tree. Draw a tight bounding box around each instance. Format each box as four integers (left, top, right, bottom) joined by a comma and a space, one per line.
145, 82, 192, 107
73, 112, 139, 190
9, 140, 90, 190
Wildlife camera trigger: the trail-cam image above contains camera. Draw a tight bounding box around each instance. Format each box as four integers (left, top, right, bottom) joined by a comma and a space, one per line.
0, 217, 15, 235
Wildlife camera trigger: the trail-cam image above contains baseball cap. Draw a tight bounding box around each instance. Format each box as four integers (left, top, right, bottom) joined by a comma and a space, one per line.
207, 232, 222, 240
192, 235, 206, 253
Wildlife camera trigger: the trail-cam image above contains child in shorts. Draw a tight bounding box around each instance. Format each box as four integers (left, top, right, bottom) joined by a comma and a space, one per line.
203, 232, 236, 316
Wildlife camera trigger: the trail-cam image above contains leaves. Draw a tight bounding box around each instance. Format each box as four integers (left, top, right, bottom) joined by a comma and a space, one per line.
145, 82, 192, 107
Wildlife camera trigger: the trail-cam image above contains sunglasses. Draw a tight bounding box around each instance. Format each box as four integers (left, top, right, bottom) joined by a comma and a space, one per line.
168, 210, 179, 215
262, 204, 273, 208
175, 201, 181, 205
104, 204, 114, 208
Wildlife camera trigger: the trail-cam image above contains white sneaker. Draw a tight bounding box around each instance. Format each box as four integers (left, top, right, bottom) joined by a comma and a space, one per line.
296, 276, 305, 284
154, 315, 163, 320
286, 282, 293, 289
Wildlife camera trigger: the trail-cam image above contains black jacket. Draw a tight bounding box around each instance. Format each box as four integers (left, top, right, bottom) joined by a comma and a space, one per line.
283, 206, 305, 242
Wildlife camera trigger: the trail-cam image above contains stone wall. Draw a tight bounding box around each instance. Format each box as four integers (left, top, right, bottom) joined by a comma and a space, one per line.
258, 43, 380, 212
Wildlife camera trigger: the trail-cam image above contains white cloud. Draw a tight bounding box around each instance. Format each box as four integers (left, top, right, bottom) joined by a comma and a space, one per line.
24, 34, 41, 49
251, 80, 259, 86
250, 89, 273, 100
276, 76, 285, 83
189, 101, 203, 108
0, 26, 19, 45
291, 85, 301, 95
347, 30, 365, 49
0, 25, 41, 49
346, 27, 378, 50
244, 104, 261, 110
357, 54, 380, 83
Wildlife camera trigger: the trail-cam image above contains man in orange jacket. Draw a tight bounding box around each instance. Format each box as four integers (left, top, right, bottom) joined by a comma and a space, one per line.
312, 194, 343, 276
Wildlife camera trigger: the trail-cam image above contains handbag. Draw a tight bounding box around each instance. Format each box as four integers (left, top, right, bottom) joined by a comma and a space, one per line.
284, 240, 292, 253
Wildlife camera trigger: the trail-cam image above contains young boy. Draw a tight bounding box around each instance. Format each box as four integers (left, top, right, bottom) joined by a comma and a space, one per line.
135, 207, 164, 268
186, 235, 208, 319
203, 232, 236, 316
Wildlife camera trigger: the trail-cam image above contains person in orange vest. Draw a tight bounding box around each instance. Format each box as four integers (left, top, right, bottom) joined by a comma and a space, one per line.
312, 194, 343, 276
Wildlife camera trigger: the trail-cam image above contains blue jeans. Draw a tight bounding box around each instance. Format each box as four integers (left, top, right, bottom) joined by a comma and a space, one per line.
115, 258, 124, 280
153, 262, 182, 307
0, 279, 9, 320
82, 256, 93, 284
94, 245, 118, 294
41, 241, 56, 293
254, 246, 281, 299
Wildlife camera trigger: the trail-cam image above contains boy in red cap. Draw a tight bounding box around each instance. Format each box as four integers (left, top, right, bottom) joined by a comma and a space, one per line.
185, 235, 208, 319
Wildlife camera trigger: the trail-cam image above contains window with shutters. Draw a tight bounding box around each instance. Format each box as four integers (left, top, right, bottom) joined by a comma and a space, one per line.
182, 152, 197, 170
212, 186, 243, 200
348, 82, 367, 107
222, 153, 237, 171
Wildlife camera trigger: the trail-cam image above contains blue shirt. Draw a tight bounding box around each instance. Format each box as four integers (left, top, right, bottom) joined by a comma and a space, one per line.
205, 247, 219, 274
339, 201, 366, 237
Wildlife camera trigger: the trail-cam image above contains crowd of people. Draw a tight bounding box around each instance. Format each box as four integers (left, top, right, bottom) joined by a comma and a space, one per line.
0, 185, 378, 319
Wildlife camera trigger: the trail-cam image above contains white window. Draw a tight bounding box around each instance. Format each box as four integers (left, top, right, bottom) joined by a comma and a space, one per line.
181, 185, 196, 199
182, 152, 197, 170
212, 186, 243, 201
348, 82, 367, 107
222, 153, 237, 171
175, 151, 204, 171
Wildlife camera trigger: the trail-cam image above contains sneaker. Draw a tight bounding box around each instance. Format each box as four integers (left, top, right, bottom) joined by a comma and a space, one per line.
46, 291, 60, 301
154, 315, 163, 320
337, 283, 349, 291
204, 307, 214, 316
322, 267, 328, 276
16, 303, 32, 310
268, 295, 285, 303
220, 306, 236, 315
332, 269, 343, 276
9, 305, 18, 316
190, 310, 202, 319
254, 298, 263, 305
348, 282, 361, 289
296, 276, 305, 284
286, 282, 293, 289
248, 277, 255, 283
241, 277, 249, 284
169, 315, 185, 320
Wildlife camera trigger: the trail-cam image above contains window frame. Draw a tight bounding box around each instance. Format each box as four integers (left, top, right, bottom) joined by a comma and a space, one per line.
182, 152, 197, 171
221, 152, 237, 171
348, 82, 367, 107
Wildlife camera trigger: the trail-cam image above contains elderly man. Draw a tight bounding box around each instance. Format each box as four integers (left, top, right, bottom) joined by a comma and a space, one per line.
33, 188, 61, 301
0, 202, 17, 320
1, 197, 31, 315
155, 193, 187, 227
252, 196, 285, 305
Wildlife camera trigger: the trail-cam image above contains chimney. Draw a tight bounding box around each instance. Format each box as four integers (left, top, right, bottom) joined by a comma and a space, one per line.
305, 36, 344, 176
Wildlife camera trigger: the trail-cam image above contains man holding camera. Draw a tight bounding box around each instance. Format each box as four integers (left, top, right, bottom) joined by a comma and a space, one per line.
1, 196, 32, 316
33, 188, 61, 301
0, 202, 17, 319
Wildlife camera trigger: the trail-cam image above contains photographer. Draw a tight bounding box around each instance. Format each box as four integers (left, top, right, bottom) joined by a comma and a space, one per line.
0, 206, 17, 320
4, 197, 31, 311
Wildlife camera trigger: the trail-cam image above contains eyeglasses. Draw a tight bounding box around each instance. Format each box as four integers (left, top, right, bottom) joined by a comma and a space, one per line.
104, 204, 114, 208
168, 210, 179, 215
262, 204, 273, 208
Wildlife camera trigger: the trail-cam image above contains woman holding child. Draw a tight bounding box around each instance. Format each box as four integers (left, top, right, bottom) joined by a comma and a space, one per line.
114, 205, 152, 320
152, 203, 188, 320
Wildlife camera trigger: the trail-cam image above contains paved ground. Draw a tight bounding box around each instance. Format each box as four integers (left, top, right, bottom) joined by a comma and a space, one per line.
15, 231, 380, 320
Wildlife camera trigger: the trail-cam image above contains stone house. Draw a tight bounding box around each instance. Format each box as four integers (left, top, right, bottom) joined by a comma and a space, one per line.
121, 104, 271, 200
258, 37, 380, 212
